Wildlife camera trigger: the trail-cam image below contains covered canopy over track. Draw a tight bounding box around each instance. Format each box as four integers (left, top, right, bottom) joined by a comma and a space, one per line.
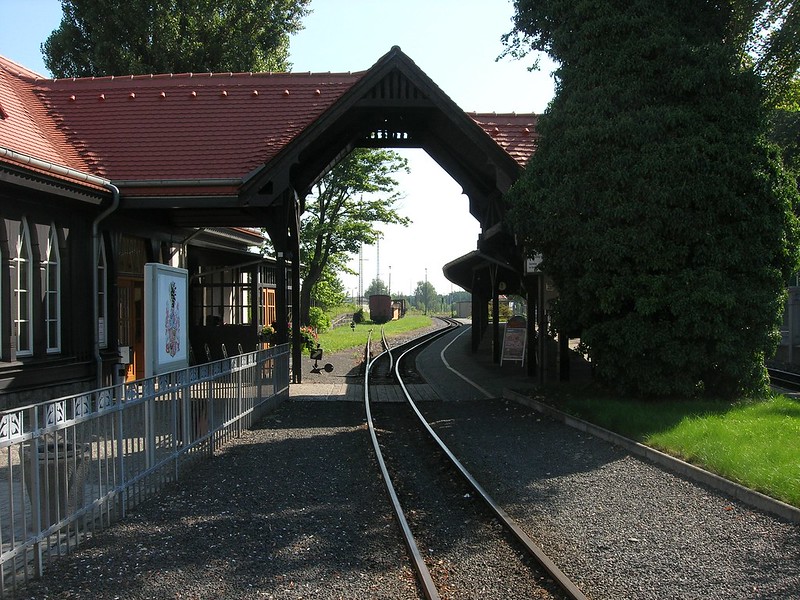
8, 46, 539, 382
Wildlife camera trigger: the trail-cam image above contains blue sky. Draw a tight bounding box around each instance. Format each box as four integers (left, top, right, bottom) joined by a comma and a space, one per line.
0, 0, 555, 296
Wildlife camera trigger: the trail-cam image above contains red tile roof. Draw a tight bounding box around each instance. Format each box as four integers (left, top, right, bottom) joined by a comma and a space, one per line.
0, 56, 103, 189
469, 113, 538, 167
33, 70, 365, 186
1, 51, 537, 197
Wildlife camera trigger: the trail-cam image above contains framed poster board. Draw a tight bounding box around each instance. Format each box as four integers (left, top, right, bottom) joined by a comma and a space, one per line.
501, 316, 527, 366
144, 263, 189, 377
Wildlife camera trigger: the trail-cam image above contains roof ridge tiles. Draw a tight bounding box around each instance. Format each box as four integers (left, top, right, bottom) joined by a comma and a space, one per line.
469, 111, 536, 118
39, 68, 367, 88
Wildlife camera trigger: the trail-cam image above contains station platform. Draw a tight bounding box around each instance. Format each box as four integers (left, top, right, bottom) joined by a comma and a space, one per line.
289, 323, 552, 402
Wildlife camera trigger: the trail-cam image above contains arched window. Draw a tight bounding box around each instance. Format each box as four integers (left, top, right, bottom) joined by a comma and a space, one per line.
97, 239, 108, 349
44, 224, 61, 353
14, 218, 33, 356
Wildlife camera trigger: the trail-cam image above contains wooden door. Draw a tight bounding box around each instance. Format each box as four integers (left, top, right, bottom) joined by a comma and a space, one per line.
119, 278, 145, 381
263, 287, 276, 327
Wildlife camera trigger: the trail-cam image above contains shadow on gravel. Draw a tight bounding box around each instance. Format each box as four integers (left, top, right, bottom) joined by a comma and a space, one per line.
294, 349, 366, 382
16, 402, 417, 600
420, 399, 628, 505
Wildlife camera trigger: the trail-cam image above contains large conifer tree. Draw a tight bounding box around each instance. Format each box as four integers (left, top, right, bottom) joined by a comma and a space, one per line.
506, 1, 800, 397
43, 0, 310, 77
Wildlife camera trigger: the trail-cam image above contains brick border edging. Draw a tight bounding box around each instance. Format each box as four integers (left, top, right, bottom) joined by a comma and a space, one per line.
503, 389, 800, 524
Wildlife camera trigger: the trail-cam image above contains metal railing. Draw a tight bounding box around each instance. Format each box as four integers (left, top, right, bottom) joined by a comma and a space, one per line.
0, 344, 289, 597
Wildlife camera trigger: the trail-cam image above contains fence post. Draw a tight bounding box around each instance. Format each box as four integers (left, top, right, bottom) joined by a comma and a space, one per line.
145, 383, 154, 475
236, 358, 243, 437
181, 376, 191, 473
115, 383, 126, 520
29, 410, 44, 577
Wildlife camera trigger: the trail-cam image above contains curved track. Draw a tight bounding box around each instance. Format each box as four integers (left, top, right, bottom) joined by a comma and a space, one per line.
364, 319, 588, 600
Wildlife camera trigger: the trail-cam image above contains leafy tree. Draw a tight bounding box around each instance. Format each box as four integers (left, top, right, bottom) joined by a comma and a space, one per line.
770, 75, 800, 179
450, 290, 471, 304
413, 280, 438, 315
309, 256, 348, 310
365, 277, 389, 297
505, 0, 800, 397
735, 0, 800, 107
299, 148, 410, 324
43, 0, 310, 77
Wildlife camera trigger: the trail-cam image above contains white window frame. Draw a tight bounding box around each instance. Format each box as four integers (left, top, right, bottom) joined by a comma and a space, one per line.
97, 240, 108, 348
14, 218, 33, 357
44, 224, 61, 353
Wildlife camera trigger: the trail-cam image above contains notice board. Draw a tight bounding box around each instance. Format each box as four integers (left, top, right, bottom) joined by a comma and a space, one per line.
501, 316, 527, 366
144, 263, 189, 377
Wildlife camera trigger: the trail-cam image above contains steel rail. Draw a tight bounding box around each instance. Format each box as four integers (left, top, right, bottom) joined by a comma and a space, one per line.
768, 367, 800, 391
394, 327, 590, 600
380, 325, 394, 375
362, 330, 440, 600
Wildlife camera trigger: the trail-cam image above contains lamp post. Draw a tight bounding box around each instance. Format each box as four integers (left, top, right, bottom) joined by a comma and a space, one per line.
388, 265, 392, 297
424, 268, 428, 315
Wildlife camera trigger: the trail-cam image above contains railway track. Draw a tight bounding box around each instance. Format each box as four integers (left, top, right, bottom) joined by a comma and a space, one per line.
767, 367, 800, 392
364, 318, 588, 600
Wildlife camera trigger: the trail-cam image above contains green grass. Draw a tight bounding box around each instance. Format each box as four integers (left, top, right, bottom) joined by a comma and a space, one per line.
557, 392, 800, 507
315, 313, 434, 354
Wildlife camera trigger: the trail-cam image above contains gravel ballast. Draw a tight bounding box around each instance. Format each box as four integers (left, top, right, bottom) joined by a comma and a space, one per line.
13, 328, 800, 599
419, 399, 800, 599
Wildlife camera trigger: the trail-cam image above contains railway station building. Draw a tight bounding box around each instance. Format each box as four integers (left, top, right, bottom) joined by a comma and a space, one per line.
0, 46, 543, 409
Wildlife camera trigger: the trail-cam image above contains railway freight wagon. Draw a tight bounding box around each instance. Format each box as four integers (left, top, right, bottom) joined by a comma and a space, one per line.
369, 294, 393, 324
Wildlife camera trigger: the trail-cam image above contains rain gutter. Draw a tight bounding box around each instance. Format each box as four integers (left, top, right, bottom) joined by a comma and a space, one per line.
112, 178, 242, 187
0, 146, 110, 191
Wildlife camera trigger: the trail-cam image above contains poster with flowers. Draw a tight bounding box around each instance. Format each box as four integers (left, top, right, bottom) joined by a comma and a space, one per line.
144, 264, 189, 376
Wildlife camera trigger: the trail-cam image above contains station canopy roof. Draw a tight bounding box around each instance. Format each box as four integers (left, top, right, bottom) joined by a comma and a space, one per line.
0, 46, 538, 291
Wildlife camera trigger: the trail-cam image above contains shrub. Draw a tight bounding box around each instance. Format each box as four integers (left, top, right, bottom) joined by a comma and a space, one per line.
308, 306, 331, 333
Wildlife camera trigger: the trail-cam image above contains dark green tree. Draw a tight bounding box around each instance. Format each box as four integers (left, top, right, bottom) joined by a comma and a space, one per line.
413, 280, 438, 315
299, 148, 410, 324
43, 0, 310, 77
365, 277, 389, 297
506, 0, 800, 397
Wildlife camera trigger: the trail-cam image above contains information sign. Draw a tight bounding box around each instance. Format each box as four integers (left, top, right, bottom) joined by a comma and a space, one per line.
144, 263, 189, 377
501, 316, 527, 366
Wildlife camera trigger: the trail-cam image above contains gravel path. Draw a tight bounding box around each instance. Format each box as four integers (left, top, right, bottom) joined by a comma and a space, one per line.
17, 402, 420, 600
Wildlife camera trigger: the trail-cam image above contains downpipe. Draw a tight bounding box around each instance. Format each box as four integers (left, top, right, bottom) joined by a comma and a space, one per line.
92, 183, 120, 388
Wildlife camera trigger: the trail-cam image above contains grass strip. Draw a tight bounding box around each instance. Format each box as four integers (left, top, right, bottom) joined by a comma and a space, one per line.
315, 313, 435, 354
556, 392, 800, 507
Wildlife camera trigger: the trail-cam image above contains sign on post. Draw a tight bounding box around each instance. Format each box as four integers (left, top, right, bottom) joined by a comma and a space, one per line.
501, 315, 527, 366
526, 254, 543, 273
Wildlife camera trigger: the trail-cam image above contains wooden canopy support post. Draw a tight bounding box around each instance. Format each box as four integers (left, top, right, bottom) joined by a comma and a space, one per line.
261, 190, 300, 385
537, 273, 546, 386
491, 264, 500, 364
289, 189, 302, 384
470, 269, 488, 353
471, 293, 482, 352
262, 204, 289, 348
559, 330, 570, 381
525, 272, 538, 379
275, 252, 288, 345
